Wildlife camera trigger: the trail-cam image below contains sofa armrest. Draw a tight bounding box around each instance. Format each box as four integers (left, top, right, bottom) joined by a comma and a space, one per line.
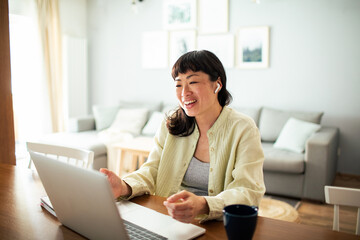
303, 126, 339, 201
68, 116, 96, 132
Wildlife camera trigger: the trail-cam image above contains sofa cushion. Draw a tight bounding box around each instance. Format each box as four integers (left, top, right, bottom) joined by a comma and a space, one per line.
161, 103, 177, 114
38, 131, 106, 158
92, 105, 119, 130
109, 108, 149, 135
92, 101, 163, 131
274, 118, 321, 153
232, 106, 261, 126
141, 111, 165, 136
262, 142, 305, 174
259, 107, 323, 142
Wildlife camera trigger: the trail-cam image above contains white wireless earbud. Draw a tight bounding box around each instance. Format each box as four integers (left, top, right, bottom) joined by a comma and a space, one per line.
214, 83, 221, 94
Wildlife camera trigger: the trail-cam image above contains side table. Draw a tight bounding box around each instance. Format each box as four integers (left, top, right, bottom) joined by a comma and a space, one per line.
112, 137, 154, 176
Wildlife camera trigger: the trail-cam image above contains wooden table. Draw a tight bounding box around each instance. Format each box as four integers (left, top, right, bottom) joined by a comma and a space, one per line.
0, 163, 358, 240
112, 137, 154, 176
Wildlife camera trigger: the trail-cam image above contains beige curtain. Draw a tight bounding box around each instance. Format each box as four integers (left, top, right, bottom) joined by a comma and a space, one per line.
36, 0, 64, 132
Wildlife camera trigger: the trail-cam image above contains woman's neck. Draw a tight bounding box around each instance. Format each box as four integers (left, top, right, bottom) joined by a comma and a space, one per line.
195, 104, 223, 135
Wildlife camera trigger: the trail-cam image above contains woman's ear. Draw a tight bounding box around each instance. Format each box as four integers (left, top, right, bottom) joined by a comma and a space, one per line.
214, 82, 221, 94
214, 79, 222, 94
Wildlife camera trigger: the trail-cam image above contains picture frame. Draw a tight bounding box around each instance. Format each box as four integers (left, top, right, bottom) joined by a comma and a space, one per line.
198, 0, 229, 34
142, 31, 168, 69
197, 34, 234, 68
163, 0, 197, 30
169, 30, 196, 67
237, 26, 270, 69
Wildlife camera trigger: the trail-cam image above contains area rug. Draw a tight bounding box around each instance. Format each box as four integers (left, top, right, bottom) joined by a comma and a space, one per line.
258, 196, 300, 222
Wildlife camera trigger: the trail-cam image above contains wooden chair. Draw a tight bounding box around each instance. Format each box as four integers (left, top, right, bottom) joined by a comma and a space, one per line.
27, 142, 94, 169
324, 185, 360, 235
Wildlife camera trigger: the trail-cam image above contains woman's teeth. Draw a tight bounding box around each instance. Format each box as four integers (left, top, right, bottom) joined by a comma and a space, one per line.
184, 100, 196, 105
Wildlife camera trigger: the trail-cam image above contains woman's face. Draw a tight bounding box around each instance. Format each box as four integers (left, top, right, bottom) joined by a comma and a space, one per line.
175, 70, 221, 119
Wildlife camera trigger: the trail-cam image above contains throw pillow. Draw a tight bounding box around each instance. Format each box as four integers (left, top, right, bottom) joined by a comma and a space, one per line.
273, 117, 321, 153
259, 107, 324, 142
92, 105, 119, 131
141, 111, 164, 136
108, 108, 149, 135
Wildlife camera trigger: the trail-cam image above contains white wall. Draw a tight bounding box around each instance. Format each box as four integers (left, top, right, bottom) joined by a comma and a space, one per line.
86, 0, 360, 175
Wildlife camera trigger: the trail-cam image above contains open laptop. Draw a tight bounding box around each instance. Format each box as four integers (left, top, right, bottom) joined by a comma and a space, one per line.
30, 151, 206, 240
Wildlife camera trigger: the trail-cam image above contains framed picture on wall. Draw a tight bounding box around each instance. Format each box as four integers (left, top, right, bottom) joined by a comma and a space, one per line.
169, 30, 196, 66
163, 0, 197, 30
197, 34, 234, 68
142, 31, 168, 69
237, 26, 270, 69
198, 0, 228, 34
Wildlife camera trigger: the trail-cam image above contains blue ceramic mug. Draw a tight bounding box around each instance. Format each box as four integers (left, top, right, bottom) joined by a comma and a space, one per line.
223, 204, 258, 240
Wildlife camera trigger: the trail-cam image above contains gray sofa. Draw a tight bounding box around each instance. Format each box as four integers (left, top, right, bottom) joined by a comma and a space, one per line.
38, 101, 167, 170
39, 103, 339, 202
236, 107, 339, 202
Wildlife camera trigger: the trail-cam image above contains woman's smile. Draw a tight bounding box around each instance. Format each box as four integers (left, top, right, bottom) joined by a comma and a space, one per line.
183, 99, 197, 109
175, 71, 220, 119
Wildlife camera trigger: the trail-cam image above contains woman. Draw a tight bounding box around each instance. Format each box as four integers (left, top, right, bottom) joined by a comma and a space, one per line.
100, 50, 265, 223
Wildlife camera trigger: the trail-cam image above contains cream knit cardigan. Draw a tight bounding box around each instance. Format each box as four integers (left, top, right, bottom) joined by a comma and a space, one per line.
123, 106, 265, 222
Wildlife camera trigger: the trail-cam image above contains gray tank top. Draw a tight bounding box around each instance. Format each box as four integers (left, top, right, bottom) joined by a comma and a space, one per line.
180, 156, 210, 196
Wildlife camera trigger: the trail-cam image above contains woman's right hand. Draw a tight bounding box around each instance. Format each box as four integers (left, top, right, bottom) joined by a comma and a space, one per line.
99, 168, 132, 198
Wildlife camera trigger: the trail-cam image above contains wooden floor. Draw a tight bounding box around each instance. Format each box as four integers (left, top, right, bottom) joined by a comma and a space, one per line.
297, 173, 360, 235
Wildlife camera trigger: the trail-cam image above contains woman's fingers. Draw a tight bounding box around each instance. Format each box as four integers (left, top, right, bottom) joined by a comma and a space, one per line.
163, 190, 203, 223
99, 168, 123, 198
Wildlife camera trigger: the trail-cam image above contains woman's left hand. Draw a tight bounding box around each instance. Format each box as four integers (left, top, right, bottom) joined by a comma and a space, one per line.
163, 190, 209, 223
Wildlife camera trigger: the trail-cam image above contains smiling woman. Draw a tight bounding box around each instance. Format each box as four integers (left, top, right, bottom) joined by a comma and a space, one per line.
101, 50, 266, 224
168, 50, 232, 136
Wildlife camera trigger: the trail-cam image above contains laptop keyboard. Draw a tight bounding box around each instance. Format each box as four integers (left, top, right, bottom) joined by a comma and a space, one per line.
123, 220, 167, 240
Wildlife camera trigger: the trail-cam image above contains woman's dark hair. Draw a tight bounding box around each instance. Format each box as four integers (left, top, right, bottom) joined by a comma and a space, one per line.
166, 50, 232, 136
